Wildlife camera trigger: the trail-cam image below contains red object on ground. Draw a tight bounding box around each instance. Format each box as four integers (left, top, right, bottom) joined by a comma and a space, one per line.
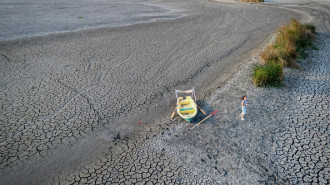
138, 122, 148, 129
211, 110, 218, 115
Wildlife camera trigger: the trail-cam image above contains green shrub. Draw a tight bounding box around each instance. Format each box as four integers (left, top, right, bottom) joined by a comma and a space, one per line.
304, 24, 316, 34
253, 63, 283, 87
296, 37, 313, 59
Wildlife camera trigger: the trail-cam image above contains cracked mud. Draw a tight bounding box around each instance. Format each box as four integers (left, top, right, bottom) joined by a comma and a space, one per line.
0, 0, 329, 184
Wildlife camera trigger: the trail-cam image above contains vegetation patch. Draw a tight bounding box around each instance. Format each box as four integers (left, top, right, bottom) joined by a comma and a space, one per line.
260, 18, 315, 68
254, 19, 316, 87
253, 63, 283, 87
241, 0, 264, 2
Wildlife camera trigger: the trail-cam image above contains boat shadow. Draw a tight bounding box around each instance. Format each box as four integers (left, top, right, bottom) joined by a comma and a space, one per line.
192, 100, 216, 125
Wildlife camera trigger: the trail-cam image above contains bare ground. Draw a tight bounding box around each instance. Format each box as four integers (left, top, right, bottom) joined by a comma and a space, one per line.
0, 0, 329, 184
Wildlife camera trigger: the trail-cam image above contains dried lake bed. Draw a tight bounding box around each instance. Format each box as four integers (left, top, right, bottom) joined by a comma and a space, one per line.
0, 0, 329, 184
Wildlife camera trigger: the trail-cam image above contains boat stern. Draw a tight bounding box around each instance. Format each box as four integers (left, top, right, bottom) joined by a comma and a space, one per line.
184, 117, 193, 123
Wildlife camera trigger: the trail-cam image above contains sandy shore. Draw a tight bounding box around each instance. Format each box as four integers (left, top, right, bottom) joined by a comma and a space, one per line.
0, 0, 329, 184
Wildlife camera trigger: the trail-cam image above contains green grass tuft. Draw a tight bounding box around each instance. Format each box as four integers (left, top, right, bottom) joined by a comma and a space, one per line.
303, 24, 316, 34
311, 45, 319, 50
252, 63, 283, 87
78, 16, 84, 18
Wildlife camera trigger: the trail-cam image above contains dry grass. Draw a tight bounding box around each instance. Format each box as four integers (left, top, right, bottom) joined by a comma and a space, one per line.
241, 0, 264, 2
260, 18, 315, 68
253, 18, 315, 87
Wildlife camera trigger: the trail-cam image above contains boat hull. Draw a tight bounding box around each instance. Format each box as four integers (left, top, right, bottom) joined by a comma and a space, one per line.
184, 117, 194, 123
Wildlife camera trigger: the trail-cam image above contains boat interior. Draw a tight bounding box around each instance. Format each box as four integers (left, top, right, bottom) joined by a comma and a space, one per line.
178, 96, 196, 115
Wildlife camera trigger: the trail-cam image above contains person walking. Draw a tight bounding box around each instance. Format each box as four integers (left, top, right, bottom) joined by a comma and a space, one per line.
240, 95, 248, 120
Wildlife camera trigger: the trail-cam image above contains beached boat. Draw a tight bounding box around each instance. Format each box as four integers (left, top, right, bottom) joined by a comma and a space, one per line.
175, 88, 198, 122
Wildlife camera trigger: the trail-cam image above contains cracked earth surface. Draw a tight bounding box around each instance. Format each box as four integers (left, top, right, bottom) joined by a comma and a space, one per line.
0, 0, 329, 184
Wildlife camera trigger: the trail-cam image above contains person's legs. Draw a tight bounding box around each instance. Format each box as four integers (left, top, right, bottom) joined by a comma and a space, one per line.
241, 108, 246, 120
